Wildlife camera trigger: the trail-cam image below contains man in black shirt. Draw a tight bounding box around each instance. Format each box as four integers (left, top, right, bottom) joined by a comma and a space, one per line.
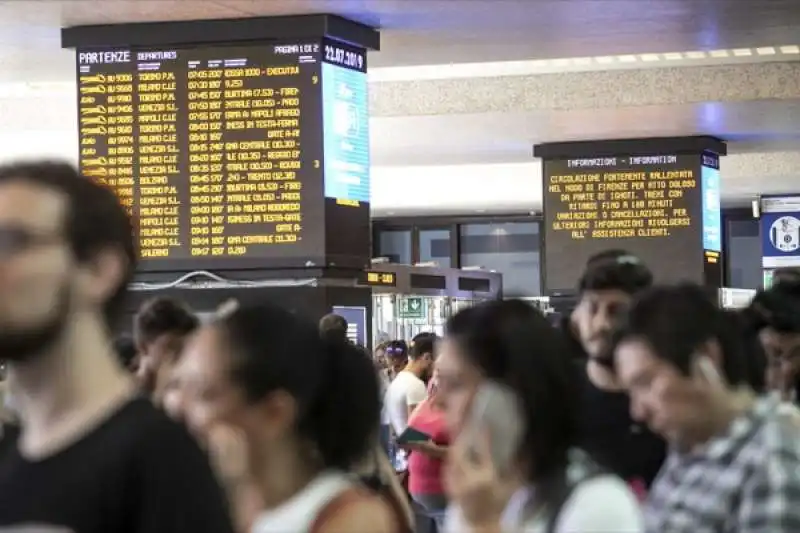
568, 251, 666, 489
0, 162, 234, 533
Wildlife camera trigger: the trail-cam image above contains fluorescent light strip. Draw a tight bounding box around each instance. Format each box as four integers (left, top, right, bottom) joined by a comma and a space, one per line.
369, 44, 800, 82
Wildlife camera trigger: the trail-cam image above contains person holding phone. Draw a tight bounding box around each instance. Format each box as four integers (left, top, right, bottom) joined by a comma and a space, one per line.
437, 299, 643, 533
404, 372, 450, 532
613, 284, 800, 533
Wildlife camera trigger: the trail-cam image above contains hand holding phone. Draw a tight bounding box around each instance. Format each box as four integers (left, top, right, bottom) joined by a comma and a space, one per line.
396, 426, 432, 446
462, 381, 525, 477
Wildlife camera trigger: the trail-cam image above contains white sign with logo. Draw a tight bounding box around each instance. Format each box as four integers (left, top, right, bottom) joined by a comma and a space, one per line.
761, 195, 800, 268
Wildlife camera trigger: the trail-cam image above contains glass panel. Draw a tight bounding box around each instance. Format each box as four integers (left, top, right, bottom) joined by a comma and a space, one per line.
377, 230, 412, 264
419, 228, 451, 267
727, 219, 761, 289
460, 222, 541, 296
373, 293, 398, 345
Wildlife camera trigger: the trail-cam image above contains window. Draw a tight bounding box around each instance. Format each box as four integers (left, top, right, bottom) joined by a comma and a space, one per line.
459, 222, 541, 296
727, 218, 761, 289
419, 228, 451, 267
376, 230, 412, 264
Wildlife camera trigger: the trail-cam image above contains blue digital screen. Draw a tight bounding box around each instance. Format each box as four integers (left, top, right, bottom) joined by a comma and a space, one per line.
322, 62, 370, 203
701, 164, 722, 252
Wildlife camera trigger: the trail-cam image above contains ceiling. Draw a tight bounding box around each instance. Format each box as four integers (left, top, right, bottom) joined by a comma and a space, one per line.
5, 0, 800, 78
0, 0, 799, 215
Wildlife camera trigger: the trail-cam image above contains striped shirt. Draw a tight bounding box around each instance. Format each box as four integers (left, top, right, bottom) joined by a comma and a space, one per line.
645, 395, 800, 533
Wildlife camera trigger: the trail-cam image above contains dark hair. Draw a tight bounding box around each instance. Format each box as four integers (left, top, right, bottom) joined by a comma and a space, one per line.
578, 253, 653, 295
134, 296, 199, 349
721, 311, 767, 393
611, 284, 748, 386
384, 340, 408, 360
409, 331, 438, 360
585, 249, 632, 268
319, 313, 348, 343
113, 335, 137, 371
446, 299, 577, 484
773, 267, 800, 286
219, 303, 380, 470
0, 161, 135, 327
745, 280, 800, 334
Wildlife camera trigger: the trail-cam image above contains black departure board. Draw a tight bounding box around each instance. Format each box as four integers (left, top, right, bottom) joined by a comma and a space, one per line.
543, 154, 705, 292
76, 43, 332, 272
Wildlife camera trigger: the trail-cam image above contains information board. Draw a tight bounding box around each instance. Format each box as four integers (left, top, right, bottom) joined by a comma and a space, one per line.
75, 41, 369, 272
543, 154, 704, 292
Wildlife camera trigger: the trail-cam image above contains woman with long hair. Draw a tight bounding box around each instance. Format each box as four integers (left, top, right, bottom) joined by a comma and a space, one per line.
176, 303, 399, 533
437, 299, 643, 532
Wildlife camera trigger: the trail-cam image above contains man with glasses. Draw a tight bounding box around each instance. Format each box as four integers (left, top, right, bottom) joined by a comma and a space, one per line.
0, 162, 233, 532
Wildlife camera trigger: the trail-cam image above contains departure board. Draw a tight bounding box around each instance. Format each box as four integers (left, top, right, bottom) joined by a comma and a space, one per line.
75, 41, 369, 272
543, 154, 705, 292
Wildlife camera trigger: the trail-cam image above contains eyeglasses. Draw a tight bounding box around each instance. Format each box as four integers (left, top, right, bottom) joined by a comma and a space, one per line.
0, 226, 61, 258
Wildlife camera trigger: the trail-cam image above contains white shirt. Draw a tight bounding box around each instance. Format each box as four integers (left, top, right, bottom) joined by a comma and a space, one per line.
383, 371, 427, 436
250, 471, 354, 533
445, 476, 644, 533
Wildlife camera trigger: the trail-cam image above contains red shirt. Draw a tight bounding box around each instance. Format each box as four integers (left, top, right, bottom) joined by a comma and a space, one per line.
407, 400, 449, 495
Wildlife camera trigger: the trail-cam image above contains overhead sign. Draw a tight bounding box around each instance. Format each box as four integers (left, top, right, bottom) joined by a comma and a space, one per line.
761, 195, 800, 268
398, 297, 425, 319
361, 270, 396, 287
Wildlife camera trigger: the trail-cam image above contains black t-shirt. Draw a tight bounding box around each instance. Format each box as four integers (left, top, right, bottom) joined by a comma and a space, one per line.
573, 362, 666, 488
0, 397, 235, 533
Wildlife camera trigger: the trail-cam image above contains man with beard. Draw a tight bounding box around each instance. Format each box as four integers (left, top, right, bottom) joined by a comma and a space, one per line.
0, 162, 234, 533
383, 332, 436, 472
569, 252, 666, 493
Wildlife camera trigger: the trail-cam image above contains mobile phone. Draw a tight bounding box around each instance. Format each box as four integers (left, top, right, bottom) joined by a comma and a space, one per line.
396, 426, 432, 445
463, 381, 525, 476
695, 356, 723, 385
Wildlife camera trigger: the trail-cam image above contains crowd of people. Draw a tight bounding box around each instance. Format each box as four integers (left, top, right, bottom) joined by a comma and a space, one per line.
0, 161, 799, 533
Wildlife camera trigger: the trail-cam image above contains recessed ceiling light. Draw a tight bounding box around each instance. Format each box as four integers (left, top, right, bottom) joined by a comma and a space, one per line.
756, 47, 776, 55
640, 54, 660, 62
663, 52, 683, 60
685, 51, 706, 59
779, 45, 800, 54
710, 50, 729, 58
595, 56, 615, 64
732, 48, 752, 56
572, 57, 592, 65
618, 55, 637, 63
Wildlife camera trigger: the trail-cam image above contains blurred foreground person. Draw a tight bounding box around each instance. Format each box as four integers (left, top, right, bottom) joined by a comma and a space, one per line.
569, 252, 665, 492
178, 303, 399, 533
0, 162, 233, 532
613, 284, 800, 533
439, 299, 642, 532
133, 295, 199, 402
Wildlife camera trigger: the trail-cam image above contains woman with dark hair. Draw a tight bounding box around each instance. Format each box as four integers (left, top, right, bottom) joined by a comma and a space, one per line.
177, 303, 398, 533
437, 299, 642, 532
